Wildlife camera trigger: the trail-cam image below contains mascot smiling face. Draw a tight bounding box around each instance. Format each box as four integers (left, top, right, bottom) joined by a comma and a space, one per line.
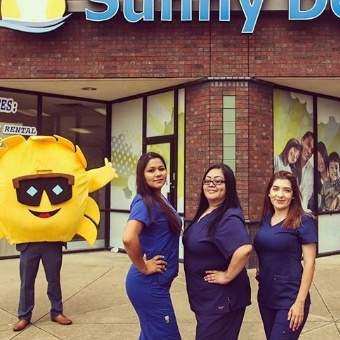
0, 135, 117, 245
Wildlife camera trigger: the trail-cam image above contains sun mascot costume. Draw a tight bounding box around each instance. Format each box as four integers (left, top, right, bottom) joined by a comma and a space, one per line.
0, 134, 118, 246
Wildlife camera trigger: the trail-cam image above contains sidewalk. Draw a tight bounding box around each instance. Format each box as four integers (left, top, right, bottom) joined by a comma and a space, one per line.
0, 251, 339, 339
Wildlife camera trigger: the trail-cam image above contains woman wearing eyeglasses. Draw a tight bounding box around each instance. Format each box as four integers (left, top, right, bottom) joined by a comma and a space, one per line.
183, 163, 252, 340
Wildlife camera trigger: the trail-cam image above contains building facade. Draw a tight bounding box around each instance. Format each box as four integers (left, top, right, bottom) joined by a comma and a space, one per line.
0, 0, 339, 264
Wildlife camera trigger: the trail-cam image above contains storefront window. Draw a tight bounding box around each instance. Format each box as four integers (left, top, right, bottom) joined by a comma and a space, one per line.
223, 95, 236, 171
273, 89, 340, 255
317, 98, 340, 214
111, 98, 143, 211
147, 91, 174, 137
41, 96, 107, 249
273, 90, 314, 212
0, 90, 38, 256
0, 91, 38, 140
110, 90, 184, 251
177, 89, 185, 214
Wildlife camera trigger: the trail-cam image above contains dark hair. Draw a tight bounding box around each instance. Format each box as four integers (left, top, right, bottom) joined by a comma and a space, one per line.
301, 131, 315, 141
295, 131, 315, 184
279, 138, 302, 166
188, 163, 242, 236
328, 151, 340, 165
136, 152, 182, 235
261, 171, 306, 229
317, 142, 329, 169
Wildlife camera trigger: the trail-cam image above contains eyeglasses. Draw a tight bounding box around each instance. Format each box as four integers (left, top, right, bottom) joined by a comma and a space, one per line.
202, 179, 225, 186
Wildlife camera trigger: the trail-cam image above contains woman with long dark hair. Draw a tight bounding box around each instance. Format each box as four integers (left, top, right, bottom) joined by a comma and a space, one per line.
183, 163, 252, 340
122, 152, 182, 339
274, 138, 302, 179
254, 171, 317, 339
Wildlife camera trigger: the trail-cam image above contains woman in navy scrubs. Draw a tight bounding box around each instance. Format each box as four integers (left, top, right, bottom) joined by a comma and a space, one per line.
254, 170, 317, 340
122, 152, 182, 340
183, 163, 252, 340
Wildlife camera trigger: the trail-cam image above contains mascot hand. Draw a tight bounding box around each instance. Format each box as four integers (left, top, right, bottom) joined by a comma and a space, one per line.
87, 158, 118, 193
104, 158, 119, 178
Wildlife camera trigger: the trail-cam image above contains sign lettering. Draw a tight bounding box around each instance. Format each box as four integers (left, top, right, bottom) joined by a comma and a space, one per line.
0, 0, 339, 34
0, 98, 18, 114
2, 125, 37, 136
85, 0, 340, 33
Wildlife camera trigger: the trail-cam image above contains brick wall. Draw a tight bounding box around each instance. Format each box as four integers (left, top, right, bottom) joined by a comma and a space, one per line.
248, 82, 273, 220
0, 13, 212, 79
185, 82, 213, 218
185, 80, 269, 269
1, 12, 339, 78
248, 12, 340, 77
185, 80, 272, 223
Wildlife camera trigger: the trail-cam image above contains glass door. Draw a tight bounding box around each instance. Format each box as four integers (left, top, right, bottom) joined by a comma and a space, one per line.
146, 140, 177, 209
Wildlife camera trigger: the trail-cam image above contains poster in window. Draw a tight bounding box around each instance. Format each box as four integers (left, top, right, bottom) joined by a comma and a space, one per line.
273, 89, 314, 212
316, 98, 340, 213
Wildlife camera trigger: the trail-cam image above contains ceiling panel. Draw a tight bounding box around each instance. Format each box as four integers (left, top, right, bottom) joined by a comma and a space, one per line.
0, 78, 198, 102
1, 77, 339, 103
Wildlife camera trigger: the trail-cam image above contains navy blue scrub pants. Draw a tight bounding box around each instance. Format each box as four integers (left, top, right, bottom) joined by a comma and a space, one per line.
195, 307, 246, 340
126, 274, 181, 340
18, 242, 63, 321
259, 304, 310, 340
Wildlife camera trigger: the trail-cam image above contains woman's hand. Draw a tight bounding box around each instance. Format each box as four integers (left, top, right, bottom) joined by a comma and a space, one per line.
123, 220, 167, 275
287, 301, 305, 331
142, 254, 167, 275
204, 245, 252, 285
204, 270, 229, 284
255, 268, 260, 282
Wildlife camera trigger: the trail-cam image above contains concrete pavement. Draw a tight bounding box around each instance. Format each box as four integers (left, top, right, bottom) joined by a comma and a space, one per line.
0, 251, 340, 339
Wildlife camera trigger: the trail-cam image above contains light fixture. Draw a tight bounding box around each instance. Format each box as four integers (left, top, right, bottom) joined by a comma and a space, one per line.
69, 128, 92, 134
82, 87, 97, 91
94, 108, 107, 116
17, 109, 50, 117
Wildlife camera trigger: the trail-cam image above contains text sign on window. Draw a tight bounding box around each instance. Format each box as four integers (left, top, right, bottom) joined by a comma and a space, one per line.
0, 98, 18, 114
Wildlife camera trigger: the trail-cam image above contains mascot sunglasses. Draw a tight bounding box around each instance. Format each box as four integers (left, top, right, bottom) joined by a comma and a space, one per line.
12, 173, 74, 206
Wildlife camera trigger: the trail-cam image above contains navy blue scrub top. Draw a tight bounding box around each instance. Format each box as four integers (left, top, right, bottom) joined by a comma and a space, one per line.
183, 207, 252, 315
127, 194, 181, 286
254, 215, 317, 309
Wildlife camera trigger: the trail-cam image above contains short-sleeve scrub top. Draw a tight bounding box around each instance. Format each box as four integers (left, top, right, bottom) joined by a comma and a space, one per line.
254, 215, 317, 309
127, 194, 181, 287
183, 207, 252, 315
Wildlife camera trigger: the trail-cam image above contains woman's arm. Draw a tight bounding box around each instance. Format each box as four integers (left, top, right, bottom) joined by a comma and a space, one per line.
204, 244, 253, 284
122, 219, 167, 275
288, 242, 316, 331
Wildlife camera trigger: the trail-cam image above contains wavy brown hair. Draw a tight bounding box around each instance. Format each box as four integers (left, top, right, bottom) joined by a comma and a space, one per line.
136, 152, 182, 235
261, 170, 309, 229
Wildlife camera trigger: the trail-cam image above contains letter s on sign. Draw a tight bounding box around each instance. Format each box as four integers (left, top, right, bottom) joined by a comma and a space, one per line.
85, 0, 119, 21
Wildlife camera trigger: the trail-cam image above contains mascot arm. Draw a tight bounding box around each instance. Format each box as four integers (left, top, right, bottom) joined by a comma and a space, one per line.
87, 158, 118, 193
76, 197, 100, 246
